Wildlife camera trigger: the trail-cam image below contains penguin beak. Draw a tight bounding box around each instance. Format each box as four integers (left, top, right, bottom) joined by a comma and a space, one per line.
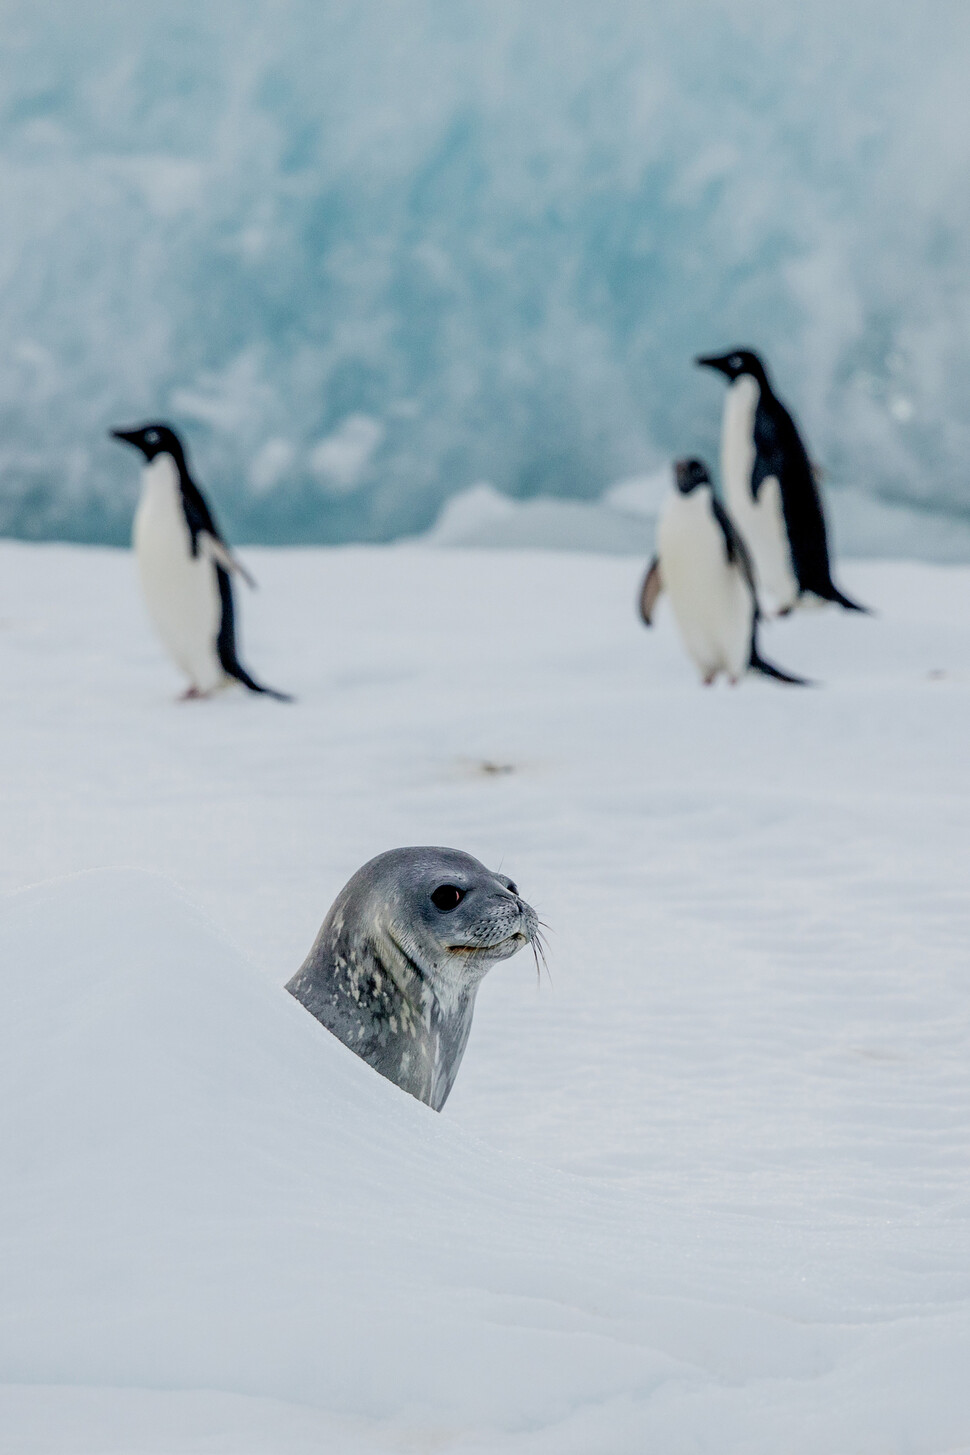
110, 428, 143, 449
673, 457, 709, 494
695, 353, 732, 375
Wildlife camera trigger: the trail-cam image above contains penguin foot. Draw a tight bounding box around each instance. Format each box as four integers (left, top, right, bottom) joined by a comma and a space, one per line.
178, 685, 207, 701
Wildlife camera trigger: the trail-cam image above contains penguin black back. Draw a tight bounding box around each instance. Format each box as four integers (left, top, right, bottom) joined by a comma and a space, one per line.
696, 350, 868, 613
110, 422, 293, 701
641, 456, 810, 685
751, 384, 863, 612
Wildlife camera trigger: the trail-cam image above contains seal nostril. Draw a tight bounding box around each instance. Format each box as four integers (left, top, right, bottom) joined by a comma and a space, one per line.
431, 884, 466, 912
506, 882, 518, 896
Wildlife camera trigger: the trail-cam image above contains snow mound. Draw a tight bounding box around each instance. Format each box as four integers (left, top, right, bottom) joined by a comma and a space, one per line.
2, 866, 969, 1451
423, 481, 657, 554
3, 541, 970, 1452
423, 471, 970, 563
0, 870, 675, 1444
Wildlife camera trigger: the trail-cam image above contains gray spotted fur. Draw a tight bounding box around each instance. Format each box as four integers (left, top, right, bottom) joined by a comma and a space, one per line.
286, 846, 538, 1110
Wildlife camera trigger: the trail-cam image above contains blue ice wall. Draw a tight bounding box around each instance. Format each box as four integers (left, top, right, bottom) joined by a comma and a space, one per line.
1, 0, 969, 545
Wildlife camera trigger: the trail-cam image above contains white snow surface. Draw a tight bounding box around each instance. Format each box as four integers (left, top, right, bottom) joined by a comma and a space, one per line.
1, 540, 969, 1453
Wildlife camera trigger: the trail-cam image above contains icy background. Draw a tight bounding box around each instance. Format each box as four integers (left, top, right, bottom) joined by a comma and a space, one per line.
2, 0, 970, 547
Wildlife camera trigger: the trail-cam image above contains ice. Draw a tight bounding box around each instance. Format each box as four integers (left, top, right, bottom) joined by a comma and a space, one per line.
1, 539, 969, 1450
2, 3, 970, 549
309, 415, 385, 495
423, 480, 656, 553
422, 473, 970, 561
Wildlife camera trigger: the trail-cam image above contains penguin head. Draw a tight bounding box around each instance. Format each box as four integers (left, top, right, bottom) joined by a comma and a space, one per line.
695, 348, 766, 384
674, 457, 712, 495
110, 423, 184, 464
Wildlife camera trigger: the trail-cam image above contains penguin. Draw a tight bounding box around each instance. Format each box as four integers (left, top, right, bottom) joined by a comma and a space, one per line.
110, 423, 292, 701
639, 457, 808, 686
695, 348, 867, 615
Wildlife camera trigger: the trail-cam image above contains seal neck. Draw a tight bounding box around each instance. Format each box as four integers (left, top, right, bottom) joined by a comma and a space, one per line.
286, 925, 477, 1111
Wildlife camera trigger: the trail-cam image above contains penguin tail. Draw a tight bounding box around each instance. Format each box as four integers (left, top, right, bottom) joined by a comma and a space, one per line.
214, 566, 294, 701
802, 579, 872, 614
224, 660, 295, 703
825, 585, 872, 614
749, 645, 813, 687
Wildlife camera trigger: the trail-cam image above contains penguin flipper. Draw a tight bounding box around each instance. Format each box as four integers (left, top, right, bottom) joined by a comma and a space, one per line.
751, 405, 786, 502
639, 556, 663, 624
749, 644, 813, 687
710, 498, 759, 596
201, 531, 258, 589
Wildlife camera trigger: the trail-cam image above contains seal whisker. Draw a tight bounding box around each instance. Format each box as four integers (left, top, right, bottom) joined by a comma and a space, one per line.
529, 925, 552, 986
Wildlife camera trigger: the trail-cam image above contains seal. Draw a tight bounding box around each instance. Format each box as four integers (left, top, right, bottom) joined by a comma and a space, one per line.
286, 847, 540, 1110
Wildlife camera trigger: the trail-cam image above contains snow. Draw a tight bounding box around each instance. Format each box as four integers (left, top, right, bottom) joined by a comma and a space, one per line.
424, 473, 970, 563
1, 540, 969, 1452
423, 480, 658, 554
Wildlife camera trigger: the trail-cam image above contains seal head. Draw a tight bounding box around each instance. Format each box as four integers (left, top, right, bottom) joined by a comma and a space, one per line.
286, 847, 539, 1110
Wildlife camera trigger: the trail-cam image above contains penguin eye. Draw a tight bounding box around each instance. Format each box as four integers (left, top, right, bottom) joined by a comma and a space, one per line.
431, 884, 466, 912
730, 356, 742, 369
144, 430, 159, 444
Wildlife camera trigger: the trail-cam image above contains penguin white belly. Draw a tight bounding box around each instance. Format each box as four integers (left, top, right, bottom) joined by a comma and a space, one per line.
133, 456, 226, 693
721, 376, 799, 614
658, 492, 752, 682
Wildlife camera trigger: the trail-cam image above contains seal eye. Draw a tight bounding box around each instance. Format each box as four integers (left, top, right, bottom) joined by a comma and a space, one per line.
431, 884, 466, 912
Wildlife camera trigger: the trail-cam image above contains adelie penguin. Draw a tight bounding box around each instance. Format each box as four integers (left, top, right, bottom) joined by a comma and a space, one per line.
111, 423, 292, 701
696, 348, 868, 616
639, 458, 808, 686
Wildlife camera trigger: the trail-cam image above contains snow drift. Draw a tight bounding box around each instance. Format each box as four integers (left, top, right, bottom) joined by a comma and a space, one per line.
2, 864, 969, 1452
1, 539, 970, 1450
